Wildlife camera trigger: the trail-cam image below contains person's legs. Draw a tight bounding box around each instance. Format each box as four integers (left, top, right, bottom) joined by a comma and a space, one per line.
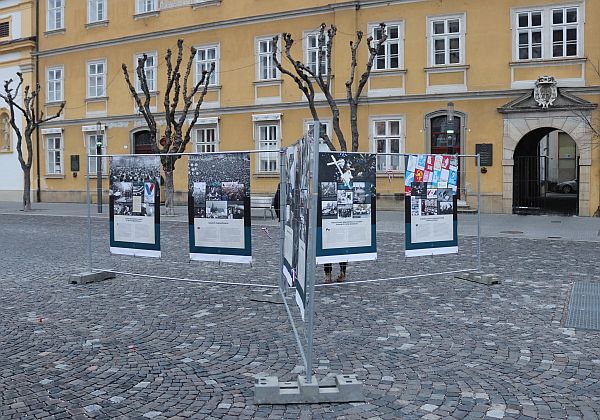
337, 262, 347, 282
324, 263, 332, 283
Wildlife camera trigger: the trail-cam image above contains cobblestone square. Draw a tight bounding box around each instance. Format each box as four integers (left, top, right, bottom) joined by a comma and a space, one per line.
0, 209, 599, 419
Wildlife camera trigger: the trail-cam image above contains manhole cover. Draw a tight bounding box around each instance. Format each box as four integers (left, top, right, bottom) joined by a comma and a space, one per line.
500, 230, 523, 234
565, 282, 600, 331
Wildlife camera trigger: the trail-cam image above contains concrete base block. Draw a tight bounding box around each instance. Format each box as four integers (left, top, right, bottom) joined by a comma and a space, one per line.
254, 374, 364, 404
455, 272, 500, 285
69, 271, 116, 285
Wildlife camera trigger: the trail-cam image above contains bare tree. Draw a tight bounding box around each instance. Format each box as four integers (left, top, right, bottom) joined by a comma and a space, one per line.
273, 23, 387, 152
122, 39, 214, 215
0, 72, 64, 211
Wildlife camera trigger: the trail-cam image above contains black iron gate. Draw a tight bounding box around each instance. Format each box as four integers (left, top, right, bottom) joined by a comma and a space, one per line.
513, 156, 547, 213
513, 155, 578, 215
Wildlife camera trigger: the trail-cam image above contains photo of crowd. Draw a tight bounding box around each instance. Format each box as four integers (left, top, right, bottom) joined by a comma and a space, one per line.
109, 156, 160, 218
188, 153, 251, 223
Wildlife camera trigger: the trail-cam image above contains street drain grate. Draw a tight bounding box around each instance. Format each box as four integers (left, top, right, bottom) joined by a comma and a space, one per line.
547, 236, 562, 239
500, 230, 523, 234
565, 282, 600, 331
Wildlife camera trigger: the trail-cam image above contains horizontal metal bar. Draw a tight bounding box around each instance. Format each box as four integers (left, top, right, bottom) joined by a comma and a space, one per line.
87, 152, 483, 158
86, 150, 268, 158
95, 268, 278, 288
315, 268, 478, 287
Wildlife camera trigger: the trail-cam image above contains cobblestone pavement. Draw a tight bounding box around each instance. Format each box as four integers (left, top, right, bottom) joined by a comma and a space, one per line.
0, 213, 599, 419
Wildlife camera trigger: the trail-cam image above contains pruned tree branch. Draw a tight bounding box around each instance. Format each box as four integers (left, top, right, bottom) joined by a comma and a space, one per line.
274, 23, 387, 152
346, 23, 387, 152
122, 39, 215, 214
0, 72, 64, 210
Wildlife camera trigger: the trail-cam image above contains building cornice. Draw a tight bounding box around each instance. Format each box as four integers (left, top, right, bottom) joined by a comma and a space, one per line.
0, 36, 36, 55
36, 87, 532, 128
35, 0, 422, 58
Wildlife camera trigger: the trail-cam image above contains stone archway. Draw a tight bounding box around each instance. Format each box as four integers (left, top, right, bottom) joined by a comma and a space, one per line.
501, 113, 592, 216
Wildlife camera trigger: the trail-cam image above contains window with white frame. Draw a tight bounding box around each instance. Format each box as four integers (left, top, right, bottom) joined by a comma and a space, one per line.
306, 120, 332, 150
305, 33, 328, 76
373, 23, 403, 70
87, 132, 106, 173
137, 0, 157, 14
515, 6, 581, 60
373, 119, 402, 172
194, 124, 219, 153
47, 0, 64, 31
87, 60, 106, 98
257, 38, 277, 81
47, 66, 64, 103
88, 0, 106, 23
46, 134, 63, 174
429, 16, 464, 66
256, 121, 280, 172
196, 45, 219, 86
135, 53, 157, 92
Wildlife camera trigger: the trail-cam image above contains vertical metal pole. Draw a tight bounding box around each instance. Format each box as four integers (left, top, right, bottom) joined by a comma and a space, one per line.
476, 154, 481, 272
278, 149, 288, 294
86, 152, 93, 273
305, 122, 320, 384
96, 133, 102, 213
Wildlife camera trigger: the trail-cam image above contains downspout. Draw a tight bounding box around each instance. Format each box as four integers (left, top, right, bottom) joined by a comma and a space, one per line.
35, 0, 41, 203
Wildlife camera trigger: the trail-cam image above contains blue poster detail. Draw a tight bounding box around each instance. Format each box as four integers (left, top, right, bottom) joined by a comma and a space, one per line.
404, 154, 458, 257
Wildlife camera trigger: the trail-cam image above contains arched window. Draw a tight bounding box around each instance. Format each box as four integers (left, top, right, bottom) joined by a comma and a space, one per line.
430, 115, 461, 155
0, 112, 11, 152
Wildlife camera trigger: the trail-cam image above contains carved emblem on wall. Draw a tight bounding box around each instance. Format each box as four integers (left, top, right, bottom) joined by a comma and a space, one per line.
533, 75, 558, 109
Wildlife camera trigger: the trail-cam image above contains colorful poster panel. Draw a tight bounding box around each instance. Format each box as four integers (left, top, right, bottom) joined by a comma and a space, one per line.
404, 154, 458, 257
316, 152, 377, 264
109, 155, 161, 257
188, 153, 251, 263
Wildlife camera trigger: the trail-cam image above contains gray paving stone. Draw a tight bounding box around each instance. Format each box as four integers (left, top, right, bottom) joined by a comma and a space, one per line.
0, 213, 598, 418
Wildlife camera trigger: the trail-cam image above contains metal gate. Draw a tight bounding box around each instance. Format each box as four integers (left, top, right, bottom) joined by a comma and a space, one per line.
513, 155, 548, 214
513, 155, 579, 215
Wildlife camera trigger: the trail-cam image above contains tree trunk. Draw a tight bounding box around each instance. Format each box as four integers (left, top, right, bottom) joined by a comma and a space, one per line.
164, 169, 175, 216
350, 104, 359, 152
22, 165, 32, 211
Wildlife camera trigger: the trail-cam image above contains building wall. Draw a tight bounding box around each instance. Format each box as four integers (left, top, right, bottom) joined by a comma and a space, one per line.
35, 0, 600, 215
0, 0, 35, 202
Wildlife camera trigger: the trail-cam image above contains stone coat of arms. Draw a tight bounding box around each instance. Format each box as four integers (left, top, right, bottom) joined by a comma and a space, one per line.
533, 75, 558, 109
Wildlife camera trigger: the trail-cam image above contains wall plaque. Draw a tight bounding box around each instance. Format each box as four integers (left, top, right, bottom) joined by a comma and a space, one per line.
475, 144, 493, 166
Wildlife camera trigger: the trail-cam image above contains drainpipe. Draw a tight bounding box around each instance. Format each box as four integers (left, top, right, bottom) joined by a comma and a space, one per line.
35, 0, 41, 203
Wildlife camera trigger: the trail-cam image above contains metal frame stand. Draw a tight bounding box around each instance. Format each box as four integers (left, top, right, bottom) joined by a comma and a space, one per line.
255, 122, 365, 405
69, 150, 115, 285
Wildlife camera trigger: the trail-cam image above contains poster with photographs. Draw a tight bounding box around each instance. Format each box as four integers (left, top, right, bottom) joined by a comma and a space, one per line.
316, 152, 377, 264
404, 154, 458, 257
188, 153, 251, 263
109, 156, 161, 257
282, 134, 314, 320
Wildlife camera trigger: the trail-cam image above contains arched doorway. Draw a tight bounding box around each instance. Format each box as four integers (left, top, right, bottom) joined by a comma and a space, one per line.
513, 128, 579, 215
426, 111, 466, 199
133, 129, 154, 154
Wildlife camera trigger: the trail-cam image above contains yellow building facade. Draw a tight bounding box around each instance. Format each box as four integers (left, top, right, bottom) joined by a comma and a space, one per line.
35, 0, 600, 216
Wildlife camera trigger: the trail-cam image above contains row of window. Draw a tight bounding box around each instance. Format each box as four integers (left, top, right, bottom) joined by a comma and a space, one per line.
46, 46, 214, 101
46, 2, 583, 66
43, 117, 404, 175
44, 4, 584, 102
47, 0, 215, 30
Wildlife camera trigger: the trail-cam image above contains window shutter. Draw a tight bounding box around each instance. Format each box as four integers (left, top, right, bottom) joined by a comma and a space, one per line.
0, 22, 9, 38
